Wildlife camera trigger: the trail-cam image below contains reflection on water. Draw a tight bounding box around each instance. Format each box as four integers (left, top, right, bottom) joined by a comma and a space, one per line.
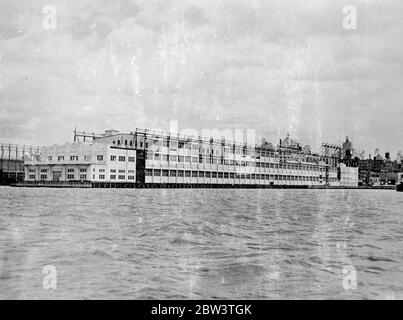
0, 186, 402, 299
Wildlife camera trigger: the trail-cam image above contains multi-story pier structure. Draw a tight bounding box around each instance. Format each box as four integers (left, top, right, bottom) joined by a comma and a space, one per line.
22, 128, 358, 188
91, 128, 342, 187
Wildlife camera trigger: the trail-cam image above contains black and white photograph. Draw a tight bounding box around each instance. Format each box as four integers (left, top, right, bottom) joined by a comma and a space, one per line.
0, 0, 402, 306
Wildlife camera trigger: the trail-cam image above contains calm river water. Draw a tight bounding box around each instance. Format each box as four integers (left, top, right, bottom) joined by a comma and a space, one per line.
0, 186, 402, 299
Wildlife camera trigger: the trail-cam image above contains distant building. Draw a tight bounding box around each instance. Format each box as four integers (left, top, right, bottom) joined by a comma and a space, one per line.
373, 155, 384, 172
357, 159, 373, 184
302, 145, 311, 154
340, 137, 359, 168
337, 163, 359, 187
368, 172, 381, 186
379, 172, 403, 185
342, 137, 353, 160
396, 151, 402, 164
279, 133, 301, 150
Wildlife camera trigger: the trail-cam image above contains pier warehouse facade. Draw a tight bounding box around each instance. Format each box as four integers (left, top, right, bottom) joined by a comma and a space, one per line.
24, 129, 359, 187
24, 142, 136, 183
94, 128, 344, 187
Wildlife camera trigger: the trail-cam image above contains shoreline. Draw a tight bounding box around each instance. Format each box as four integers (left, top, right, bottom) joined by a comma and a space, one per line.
9, 181, 396, 190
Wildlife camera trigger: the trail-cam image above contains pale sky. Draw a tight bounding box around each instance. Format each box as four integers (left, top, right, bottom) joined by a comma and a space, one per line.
0, 0, 402, 157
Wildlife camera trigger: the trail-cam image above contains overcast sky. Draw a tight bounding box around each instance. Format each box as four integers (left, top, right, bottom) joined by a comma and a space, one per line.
0, 0, 402, 156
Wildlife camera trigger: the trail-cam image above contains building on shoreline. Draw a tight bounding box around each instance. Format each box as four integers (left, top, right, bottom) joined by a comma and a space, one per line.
337, 163, 359, 187
23, 128, 360, 187
379, 172, 403, 186
338, 137, 403, 186
24, 142, 136, 183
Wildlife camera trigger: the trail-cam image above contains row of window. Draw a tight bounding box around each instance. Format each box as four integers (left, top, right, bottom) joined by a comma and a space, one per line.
47, 155, 90, 162
67, 168, 87, 173
112, 139, 133, 147
45, 155, 135, 162
146, 154, 329, 171
143, 140, 280, 157
33, 174, 88, 180
107, 155, 136, 162
110, 169, 135, 174
29, 168, 87, 173
95, 174, 135, 180
144, 169, 332, 181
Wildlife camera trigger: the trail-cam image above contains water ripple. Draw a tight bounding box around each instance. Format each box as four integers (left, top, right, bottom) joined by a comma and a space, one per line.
1, 187, 403, 299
